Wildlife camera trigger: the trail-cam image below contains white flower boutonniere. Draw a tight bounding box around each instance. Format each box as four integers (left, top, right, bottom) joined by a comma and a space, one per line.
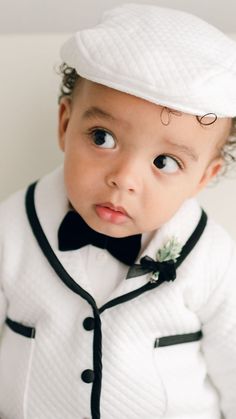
126, 236, 183, 282
156, 236, 183, 263
150, 236, 183, 282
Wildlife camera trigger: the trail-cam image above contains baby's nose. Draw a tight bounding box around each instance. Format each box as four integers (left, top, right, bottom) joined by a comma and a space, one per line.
105, 156, 142, 192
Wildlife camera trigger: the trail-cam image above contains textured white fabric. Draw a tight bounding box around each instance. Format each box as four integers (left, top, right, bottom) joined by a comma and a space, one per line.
78, 233, 154, 307
0, 166, 236, 418
78, 245, 128, 307
60, 3, 236, 117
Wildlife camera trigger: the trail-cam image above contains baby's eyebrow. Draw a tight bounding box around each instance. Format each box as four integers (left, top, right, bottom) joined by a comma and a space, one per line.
165, 139, 199, 161
82, 106, 126, 125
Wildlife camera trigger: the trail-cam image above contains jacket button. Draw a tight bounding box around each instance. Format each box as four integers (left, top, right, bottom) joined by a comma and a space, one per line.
81, 369, 95, 383
83, 317, 95, 331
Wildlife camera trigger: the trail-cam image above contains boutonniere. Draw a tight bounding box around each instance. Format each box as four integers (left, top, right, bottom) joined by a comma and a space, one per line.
127, 236, 183, 283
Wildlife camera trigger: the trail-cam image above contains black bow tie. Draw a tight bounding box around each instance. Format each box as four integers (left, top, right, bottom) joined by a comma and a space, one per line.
58, 210, 142, 266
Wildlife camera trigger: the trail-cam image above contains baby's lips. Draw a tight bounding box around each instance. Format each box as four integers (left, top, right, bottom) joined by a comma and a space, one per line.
97, 202, 130, 217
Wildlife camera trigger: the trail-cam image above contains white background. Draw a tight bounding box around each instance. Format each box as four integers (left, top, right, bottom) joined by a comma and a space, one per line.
0, 0, 236, 239
0, 0, 236, 33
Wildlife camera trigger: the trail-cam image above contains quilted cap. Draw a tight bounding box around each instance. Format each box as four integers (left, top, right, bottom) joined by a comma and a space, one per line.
60, 3, 236, 117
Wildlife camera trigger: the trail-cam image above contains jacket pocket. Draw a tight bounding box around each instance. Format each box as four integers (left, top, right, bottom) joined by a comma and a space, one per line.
152, 330, 209, 414
0, 317, 36, 419
5, 317, 36, 339
154, 330, 202, 348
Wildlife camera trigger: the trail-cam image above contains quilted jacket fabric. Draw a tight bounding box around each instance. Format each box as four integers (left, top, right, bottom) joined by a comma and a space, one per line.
0, 166, 236, 419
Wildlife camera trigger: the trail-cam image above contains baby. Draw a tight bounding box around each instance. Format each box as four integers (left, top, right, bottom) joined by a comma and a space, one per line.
0, 3, 236, 419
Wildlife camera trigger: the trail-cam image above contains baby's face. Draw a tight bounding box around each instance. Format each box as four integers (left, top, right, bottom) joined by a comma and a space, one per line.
58, 79, 231, 237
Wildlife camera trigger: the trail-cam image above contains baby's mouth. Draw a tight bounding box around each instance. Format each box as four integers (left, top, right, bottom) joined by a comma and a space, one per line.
97, 202, 130, 216
95, 203, 131, 224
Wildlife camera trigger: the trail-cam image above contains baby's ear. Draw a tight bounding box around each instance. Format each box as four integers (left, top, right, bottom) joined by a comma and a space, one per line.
58, 97, 72, 151
192, 156, 224, 195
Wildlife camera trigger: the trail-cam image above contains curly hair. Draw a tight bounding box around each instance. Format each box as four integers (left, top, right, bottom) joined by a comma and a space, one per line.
58, 63, 79, 102
57, 63, 236, 176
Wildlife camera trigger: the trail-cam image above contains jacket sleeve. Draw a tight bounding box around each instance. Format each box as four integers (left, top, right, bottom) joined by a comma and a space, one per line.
197, 244, 236, 419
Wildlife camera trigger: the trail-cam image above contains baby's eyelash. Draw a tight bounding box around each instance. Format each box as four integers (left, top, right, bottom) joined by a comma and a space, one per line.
153, 154, 185, 175
86, 127, 112, 140
168, 155, 184, 169
158, 154, 184, 169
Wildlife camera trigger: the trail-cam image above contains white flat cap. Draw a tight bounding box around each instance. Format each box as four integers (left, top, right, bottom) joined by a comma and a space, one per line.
60, 3, 236, 117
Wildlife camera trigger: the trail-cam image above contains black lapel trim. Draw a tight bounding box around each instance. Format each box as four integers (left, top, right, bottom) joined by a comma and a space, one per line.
6, 317, 36, 339
154, 330, 202, 348
92, 311, 102, 419
175, 212, 207, 268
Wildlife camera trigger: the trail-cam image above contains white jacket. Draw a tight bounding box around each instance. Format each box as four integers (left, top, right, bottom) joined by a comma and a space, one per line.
0, 166, 236, 419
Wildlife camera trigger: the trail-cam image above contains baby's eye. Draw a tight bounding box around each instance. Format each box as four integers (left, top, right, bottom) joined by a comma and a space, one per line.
90, 129, 116, 149
153, 154, 182, 173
